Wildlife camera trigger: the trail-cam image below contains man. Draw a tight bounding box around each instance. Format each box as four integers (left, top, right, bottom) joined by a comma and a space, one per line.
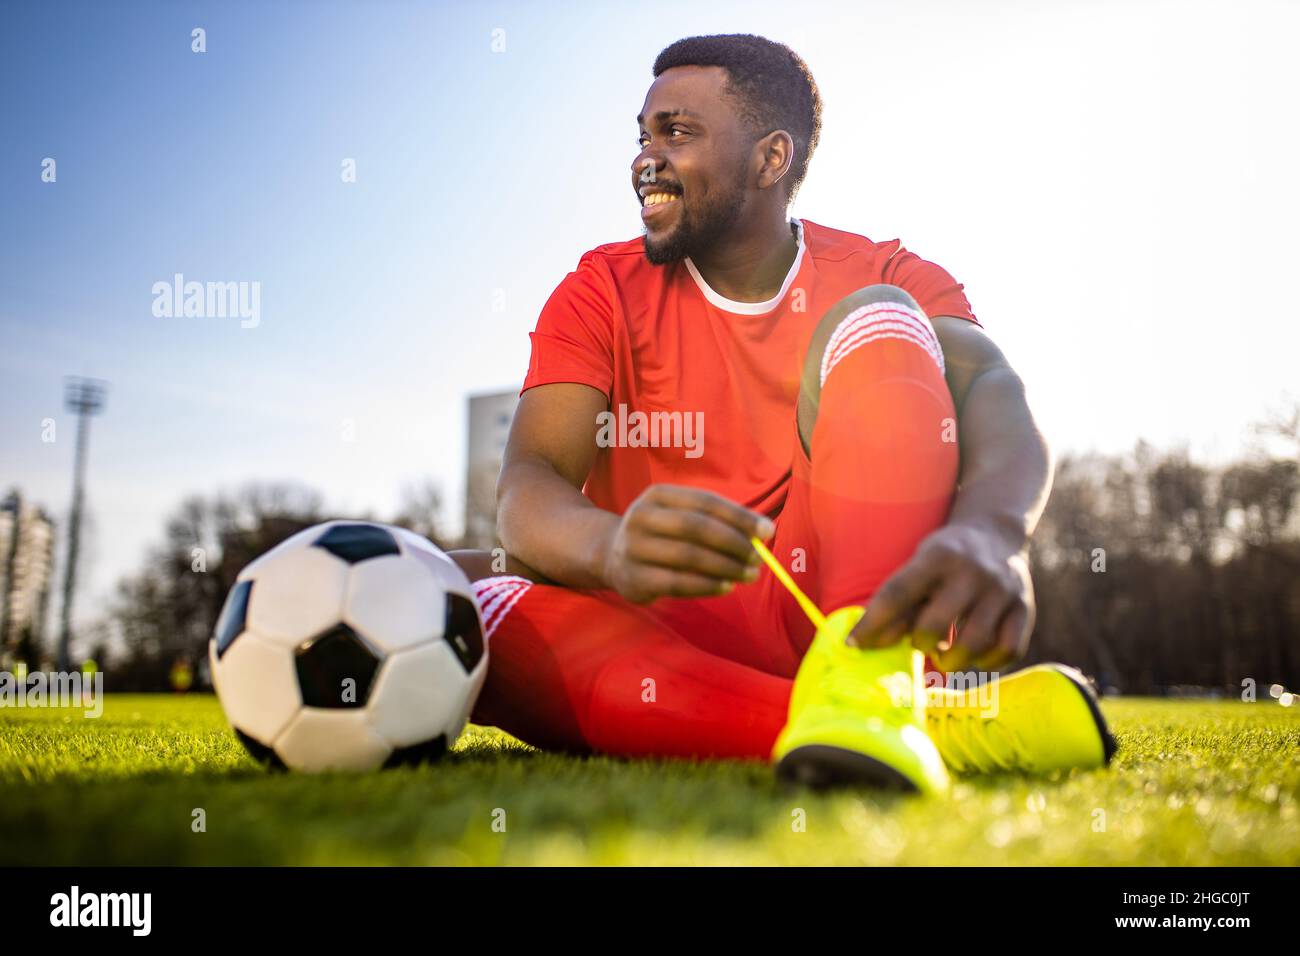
450, 34, 1115, 794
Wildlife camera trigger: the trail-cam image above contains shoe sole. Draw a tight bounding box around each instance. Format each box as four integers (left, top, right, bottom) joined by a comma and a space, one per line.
1051, 666, 1120, 765
775, 744, 920, 793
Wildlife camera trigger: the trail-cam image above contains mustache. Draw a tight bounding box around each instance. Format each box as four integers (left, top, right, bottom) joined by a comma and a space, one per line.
636, 183, 683, 197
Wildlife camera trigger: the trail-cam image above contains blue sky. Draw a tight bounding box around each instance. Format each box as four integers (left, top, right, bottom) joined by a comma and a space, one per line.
2, 0, 1298, 642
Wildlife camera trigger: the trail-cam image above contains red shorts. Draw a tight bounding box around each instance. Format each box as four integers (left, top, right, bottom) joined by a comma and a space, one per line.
614, 417, 824, 679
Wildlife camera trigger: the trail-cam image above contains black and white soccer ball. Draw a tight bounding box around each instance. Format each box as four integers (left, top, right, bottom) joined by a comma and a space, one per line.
209, 520, 487, 772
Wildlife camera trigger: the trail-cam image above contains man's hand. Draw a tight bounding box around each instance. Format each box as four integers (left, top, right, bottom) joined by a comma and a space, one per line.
600, 484, 773, 603
849, 522, 1035, 672
844, 315, 1051, 672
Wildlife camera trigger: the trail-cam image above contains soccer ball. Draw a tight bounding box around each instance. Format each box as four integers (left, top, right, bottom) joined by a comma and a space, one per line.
208, 520, 487, 772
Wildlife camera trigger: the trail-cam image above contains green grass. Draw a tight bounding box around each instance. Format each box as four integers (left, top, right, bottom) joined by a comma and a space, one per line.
1, 694, 1297, 865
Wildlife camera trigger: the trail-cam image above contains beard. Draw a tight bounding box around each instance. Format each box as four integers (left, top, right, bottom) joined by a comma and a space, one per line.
643, 167, 749, 265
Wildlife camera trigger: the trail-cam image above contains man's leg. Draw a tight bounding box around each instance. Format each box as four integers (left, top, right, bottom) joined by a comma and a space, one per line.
769, 284, 959, 791
466, 576, 790, 759
792, 283, 959, 625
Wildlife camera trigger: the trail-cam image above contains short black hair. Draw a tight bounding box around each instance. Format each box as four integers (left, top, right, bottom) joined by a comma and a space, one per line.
653, 34, 822, 200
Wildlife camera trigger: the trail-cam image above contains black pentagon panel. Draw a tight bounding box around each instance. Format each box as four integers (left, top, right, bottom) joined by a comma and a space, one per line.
383, 734, 448, 768
295, 624, 381, 708
213, 580, 253, 659
443, 593, 484, 673
312, 523, 400, 564
235, 728, 287, 770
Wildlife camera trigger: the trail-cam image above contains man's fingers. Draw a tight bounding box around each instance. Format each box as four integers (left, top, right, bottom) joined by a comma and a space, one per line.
973, 567, 1034, 671
626, 534, 756, 583
857, 559, 940, 639
945, 591, 1012, 671
850, 611, 912, 649
909, 620, 943, 657
979, 602, 1032, 671
911, 573, 981, 649
647, 485, 774, 539
624, 564, 736, 603
632, 505, 757, 565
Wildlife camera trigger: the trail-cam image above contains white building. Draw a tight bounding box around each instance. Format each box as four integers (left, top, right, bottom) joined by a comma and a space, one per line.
463, 390, 519, 549
0, 491, 57, 663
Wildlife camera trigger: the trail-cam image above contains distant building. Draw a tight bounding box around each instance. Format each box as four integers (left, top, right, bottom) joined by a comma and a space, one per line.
0, 490, 57, 664
464, 390, 519, 549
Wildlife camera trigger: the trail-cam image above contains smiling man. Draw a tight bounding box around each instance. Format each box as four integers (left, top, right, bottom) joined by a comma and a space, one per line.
450, 34, 1115, 793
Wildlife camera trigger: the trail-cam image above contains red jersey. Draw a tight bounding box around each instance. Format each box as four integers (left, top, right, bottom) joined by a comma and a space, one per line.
521, 218, 978, 518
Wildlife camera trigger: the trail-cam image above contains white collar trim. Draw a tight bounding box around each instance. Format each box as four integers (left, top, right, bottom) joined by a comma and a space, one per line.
684, 219, 806, 315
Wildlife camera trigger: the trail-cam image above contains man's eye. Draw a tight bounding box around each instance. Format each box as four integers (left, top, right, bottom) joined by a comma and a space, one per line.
638, 128, 687, 149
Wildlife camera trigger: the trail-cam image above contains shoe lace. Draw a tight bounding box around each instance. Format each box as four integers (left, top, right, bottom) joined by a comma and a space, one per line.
820, 651, 914, 714
930, 709, 1030, 774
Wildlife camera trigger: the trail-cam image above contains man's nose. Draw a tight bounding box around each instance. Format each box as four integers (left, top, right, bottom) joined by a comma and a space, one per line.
631, 147, 664, 183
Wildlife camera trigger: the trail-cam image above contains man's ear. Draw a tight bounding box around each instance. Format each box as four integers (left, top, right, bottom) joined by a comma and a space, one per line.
754, 129, 794, 191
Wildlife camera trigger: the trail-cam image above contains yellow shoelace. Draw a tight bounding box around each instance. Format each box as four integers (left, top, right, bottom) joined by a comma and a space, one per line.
750, 536, 825, 629
752, 535, 910, 711
929, 709, 1028, 773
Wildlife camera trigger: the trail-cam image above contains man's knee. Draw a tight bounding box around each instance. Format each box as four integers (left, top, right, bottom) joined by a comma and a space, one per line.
825, 283, 922, 320
798, 285, 944, 450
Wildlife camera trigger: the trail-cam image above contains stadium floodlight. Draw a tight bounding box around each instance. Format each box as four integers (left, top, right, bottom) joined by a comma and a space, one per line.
58, 376, 107, 672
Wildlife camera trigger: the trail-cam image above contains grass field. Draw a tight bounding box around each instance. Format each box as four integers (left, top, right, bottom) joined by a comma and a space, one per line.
1, 693, 1297, 865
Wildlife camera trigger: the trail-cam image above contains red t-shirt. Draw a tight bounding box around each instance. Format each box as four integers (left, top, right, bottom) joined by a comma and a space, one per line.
522, 218, 978, 518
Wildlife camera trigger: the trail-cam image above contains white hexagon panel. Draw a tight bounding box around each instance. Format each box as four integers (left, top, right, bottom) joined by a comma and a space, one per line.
367, 641, 464, 748
275, 708, 392, 772
209, 630, 301, 749
243, 546, 349, 649
343, 555, 446, 654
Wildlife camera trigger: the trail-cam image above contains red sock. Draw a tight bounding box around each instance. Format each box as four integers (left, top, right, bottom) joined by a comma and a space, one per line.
470, 579, 790, 759
807, 301, 959, 612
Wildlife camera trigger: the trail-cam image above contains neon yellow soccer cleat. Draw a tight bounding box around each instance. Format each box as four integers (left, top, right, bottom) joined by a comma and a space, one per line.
773, 607, 951, 796
925, 664, 1118, 776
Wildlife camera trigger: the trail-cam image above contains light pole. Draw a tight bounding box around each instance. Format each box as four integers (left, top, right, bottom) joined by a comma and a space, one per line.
58, 377, 107, 672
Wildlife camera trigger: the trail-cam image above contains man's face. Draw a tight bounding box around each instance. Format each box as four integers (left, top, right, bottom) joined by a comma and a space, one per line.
632, 66, 754, 264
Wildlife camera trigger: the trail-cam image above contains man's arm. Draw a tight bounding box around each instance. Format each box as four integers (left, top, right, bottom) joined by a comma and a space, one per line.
935, 317, 1053, 546
852, 317, 1053, 671
497, 382, 770, 599
496, 383, 618, 587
